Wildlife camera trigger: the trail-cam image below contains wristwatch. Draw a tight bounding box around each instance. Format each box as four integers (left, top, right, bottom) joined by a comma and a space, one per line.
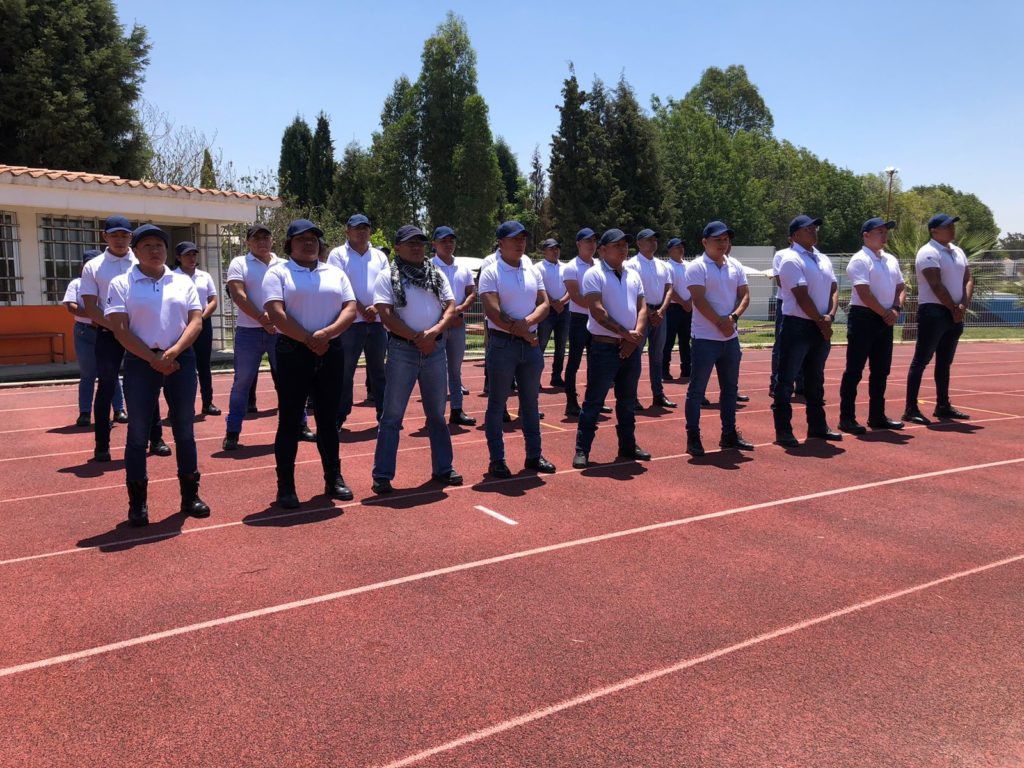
728, 313, 738, 322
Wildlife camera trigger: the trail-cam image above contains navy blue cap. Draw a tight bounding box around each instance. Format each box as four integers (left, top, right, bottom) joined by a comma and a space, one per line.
861, 218, 896, 234
788, 214, 822, 235
103, 215, 132, 233
432, 226, 456, 240
540, 238, 560, 249
599, 228, 633, 246
130, 224, 169, 248
702, 221, 735, 239
286, 219, 324, 240
636, 228, 658, 241
496, 220, 527, 240
666, 237, 686, 249
928, 213, 960, 229
82, 248, 101, 264
575, 227, 597, 242
395, 225, 428, 243
347, 213, 371, 228
175, 241, 199, 257
246, 223, 271, 239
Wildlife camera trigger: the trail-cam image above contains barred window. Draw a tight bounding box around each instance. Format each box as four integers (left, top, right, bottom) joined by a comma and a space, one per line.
0, 211, 22, 306
39, 215, 106, 303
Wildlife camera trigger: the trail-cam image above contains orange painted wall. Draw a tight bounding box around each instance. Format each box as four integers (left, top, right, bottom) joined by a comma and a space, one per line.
0, 306, 77, 364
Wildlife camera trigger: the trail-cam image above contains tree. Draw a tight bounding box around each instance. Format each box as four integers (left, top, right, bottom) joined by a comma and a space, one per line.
306, 112, 335, 207
903, 184, 998, 237
330, 142, 372, 221
494, 137, 521, 209
451, 95, 503, 256
0, 0, 151, 177
368, 77, 422, 236
278, 116, 312, 204
141, 102, 231, 187
199, 148, 216, 189
998, 233, 1024, 252
681, 65, 774, 137
529, 146, 546, 216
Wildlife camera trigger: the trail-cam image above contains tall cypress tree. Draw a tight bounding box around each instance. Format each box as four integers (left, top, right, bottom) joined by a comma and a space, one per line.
278, 116, 312, 204
199, 148, 216, 188
307, 112, 335, 207
452, 95, 503, 256
493, 137, 521, 209
368, 77, 422, 235
330, 141, 372, 223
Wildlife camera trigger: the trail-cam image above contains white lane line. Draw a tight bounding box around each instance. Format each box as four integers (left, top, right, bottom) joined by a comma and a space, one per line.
475, 506, 518, 526
0, 456, 1020, 676
377, 552, 1024, 768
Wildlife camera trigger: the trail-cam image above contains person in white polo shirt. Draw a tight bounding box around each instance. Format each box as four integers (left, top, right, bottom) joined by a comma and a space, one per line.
173, 241, 220, 416
773, 214, 842, 447
627, 228, 676, 410
478, 220, 556, 478
327, 213, 390, 428
535, 238, 570, 388
662, 237, 691, 382
902, 213, 974, 424
371, 225, 462, 494
684, 221, 753, 456
263, 219, 358, 509
104, 225, 205, 527
562, 227, 599, 417
838, 218, 906, 433
572, 228, 653, 469
430, 225, 478, 426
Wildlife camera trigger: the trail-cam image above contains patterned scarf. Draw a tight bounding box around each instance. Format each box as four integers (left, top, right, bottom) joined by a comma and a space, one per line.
390, 256, 447, 309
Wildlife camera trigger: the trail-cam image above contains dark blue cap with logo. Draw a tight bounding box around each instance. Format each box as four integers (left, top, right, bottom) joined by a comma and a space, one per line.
666, 237, 686, 249
636, 228, 658, 241
103, 215, 132, 233
861, 218, 896, 234
432, 226, 456, 240
395, 225, 428, 243
496, 220, 527, 240
540, 238, 560, 249
928, 213, 960, 229
246, 223, 271, 239
175, 241, 199, 257
286, 219, 324, 240
131, 224, 169, 248
347, 213, 371, 228
576, 227, 597, 241
599, 228, 633, 246
788, 214, 823, 235
702, 221, 735, 239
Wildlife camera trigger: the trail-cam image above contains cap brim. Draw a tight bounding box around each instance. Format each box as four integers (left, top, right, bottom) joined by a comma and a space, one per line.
399, 235, 429, 243
105, 227, 132, 234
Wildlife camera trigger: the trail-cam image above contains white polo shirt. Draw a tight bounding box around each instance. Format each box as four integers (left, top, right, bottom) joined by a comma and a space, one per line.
262, 260, 355, 334
562, 255, 597, 314
916, 239, 968, 306
626, 253, 671, 306
771, 248, 791, 299
62, 278, 93, 325
326, 242, 390, 323
685, 254, 748, 341
226, 252, 283, 329
79, 249, 137, 312
847, 246, 905, 309
534, 259, 567, 301
667, 259, 691, 303
778, 244, 836, 319
431, 255, 475, 302
105, 266, 201, 350
481, 250, 532, 270
174, 267, 218, 306
374, 265, 454, 334
478, 256, 543, 332
582, 260, 644, 337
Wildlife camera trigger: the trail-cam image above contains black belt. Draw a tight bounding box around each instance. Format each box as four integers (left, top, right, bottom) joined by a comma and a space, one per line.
487, 329, 533, 342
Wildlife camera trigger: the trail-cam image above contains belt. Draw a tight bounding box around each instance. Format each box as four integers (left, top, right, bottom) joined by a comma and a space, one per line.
592, 334, 621, 345
488, 329, 514, 340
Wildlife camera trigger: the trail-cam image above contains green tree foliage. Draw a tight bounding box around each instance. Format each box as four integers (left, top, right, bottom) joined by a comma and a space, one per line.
367, 77, 422, 237
681, 65, 774, 137
199, 148, 216, 189
901, 184, 998, 237
451, 95, 503, 256
494, 137, 521, 209
997, 233, 1024, 252
278, 116, 312, 204
330, 142, 372, 222
0, 0, 151, 178
306, 112, 335, 207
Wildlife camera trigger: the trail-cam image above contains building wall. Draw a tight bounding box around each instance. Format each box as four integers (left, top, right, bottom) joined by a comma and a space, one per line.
0, 305, 76, 363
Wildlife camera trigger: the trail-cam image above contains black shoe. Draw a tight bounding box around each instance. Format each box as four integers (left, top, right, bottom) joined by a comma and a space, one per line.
572, 450, 589, 469
371, 477, 393, 494
502, 410, 513, 423
775, 432, 800, 448
719, 432, 754, 450
653, 394, 677, 408
126, 479, 148, 527
149, 439, 172, 457
114, 410, 129, 424
687, 433, 705, 456
662, 371, 674, 381
838, 419, 867, 435
222, 432, 240, 450
538, 410, 546, 419
247, 404, 258, 414
432, 469, 464, 486
76, 412, 91, 427
633, 401, 644, 412
461, 385, 470, 395
701, 397, 712, 408
600, 405, 612, 414
300, 425, 317, 442
565, 401, 581, 417
178, 472, 211, 518
617, 446, 651, 461
933, 405, 970, 420
276, 488, 300, 509
202, 403, 222, 416
93, 447, 111, 463
488, 460, 512, 479
325, 476, 354, 501
901, 409, 929, 425
525, 456, 556, 473
808, 428, 843, 441
736, 393, 751, 402
510, 383, 518, 393
449, 409, 477, 426
868, 416, 904, 430
550, 376, 566, 388
794, 387, 806, 396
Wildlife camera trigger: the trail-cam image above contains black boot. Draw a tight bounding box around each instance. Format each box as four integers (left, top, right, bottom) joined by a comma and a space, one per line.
276, 469, 300, 509
324, 465, 354, 501
126, 479, 149, 527
178, 472, 211, 518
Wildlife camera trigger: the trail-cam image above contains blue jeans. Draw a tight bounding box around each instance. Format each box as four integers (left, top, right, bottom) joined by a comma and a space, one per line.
643, 307, 667, 397
94, 329, 160, 451
123, 349, 197, 482
686, 337, 741, 435
575, 340, 642, 455
771, 298, 804, 394
226, 325, 279, 434
663, 303, 691, 377
444, 323, 468, 411
905, 303, 964, 411
74, 324, 123, 414
485, 332, 544, 462
564, 312, 591, 399
338, 322, 387, 422
538, 307, 569, 382
773, 316, 831, 434
373, 337, 453, 480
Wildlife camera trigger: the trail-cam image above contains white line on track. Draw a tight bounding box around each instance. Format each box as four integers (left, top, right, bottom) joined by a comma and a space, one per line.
0, 455, 1020, 676
377, 551, 1024, 768
474, 505, 518, 526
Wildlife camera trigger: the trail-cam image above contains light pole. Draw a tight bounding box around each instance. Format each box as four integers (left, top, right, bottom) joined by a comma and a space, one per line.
884, 166, 899, 220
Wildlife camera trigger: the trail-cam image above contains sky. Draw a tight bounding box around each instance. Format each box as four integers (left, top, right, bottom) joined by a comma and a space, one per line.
115, 0, 1023, 235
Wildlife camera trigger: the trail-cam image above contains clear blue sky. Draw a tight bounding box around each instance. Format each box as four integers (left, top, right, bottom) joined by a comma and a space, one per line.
116, 0, 1023, 235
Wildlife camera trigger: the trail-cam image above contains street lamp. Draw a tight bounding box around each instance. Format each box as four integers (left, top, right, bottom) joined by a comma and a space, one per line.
884, 166, 899, 220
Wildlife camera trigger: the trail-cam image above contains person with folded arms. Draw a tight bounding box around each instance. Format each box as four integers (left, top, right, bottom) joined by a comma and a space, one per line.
430, 225, 478, 426
105, 225, 206, 526
534, 238, 570, 388
173, 241, 221, 416
662, 237, 691, 382
627, 228, 676, 410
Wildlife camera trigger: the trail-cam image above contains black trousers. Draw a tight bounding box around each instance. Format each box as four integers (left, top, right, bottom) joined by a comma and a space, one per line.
565, 311, 591, 399
195, 316, 214, 406
905, 303, 964, 411
663, 303, 692, 377
773, 316, 831, 434
93, 328, 161, 451
839, 306, 894, 422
